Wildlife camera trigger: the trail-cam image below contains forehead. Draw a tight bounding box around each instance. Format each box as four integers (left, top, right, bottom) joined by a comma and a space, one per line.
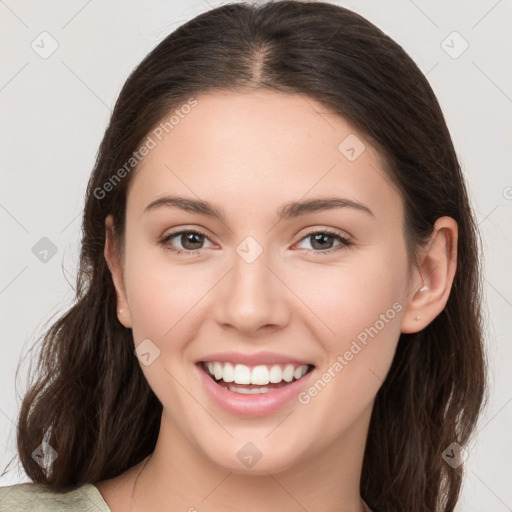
127, 90, 402, 226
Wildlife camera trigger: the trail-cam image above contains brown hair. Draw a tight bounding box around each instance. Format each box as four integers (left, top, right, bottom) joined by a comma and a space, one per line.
7, 1, 487, 510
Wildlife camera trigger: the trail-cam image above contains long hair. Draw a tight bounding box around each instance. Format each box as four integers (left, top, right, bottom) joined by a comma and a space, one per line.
9, 2, 487, 510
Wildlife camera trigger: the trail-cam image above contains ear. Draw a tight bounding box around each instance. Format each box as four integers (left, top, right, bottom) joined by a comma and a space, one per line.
104, 214, 132, 328
400, 216, 458, 333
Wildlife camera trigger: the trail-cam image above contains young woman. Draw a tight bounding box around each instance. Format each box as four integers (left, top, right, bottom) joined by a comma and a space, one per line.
0, 1, 487, 511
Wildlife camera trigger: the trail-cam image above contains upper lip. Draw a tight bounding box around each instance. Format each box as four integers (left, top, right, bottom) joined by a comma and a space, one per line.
197, 351, 314, 367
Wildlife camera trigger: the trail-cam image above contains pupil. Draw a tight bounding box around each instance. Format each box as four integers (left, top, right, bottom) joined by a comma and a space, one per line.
183, 233, 203, 250
312, 233, 332, 250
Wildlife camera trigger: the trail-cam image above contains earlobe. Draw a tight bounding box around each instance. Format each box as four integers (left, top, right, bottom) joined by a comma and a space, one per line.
400, 216, 458, 334
104, 215, 132, 328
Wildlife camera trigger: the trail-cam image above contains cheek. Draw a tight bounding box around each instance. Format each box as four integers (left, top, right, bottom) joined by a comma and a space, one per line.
291, 244, 407, 380
298, 256, 405, 337
292, 262, 405, 437
123, 245, 212, 344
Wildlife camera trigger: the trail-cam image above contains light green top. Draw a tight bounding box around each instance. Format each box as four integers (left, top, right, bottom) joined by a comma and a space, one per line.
0, 482, 111, 512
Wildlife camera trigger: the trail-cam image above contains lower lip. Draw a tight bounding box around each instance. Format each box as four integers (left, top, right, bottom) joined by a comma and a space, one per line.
196, 364, 315, 417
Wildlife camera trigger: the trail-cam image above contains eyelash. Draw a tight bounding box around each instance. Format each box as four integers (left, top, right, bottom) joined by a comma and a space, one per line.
159, 228, 352, 256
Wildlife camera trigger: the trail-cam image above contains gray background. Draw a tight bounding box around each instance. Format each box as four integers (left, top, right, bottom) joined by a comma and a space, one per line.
1, 1, 511, 510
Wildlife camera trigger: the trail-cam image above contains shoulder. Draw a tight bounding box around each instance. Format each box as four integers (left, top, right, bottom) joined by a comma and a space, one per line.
0, 482, 111, 512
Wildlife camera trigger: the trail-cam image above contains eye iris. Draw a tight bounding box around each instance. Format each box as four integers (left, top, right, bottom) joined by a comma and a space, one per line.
311, 233, 334, 250
182, 232, 203, 250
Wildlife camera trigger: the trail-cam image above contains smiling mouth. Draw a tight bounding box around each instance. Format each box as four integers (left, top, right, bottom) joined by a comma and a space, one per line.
199, 361, 315, 394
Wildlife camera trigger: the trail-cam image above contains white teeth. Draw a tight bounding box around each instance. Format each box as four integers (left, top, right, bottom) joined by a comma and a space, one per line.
233, 364, 251, 384
213, 362, 223, 381
203, 361, 310, 385
269, 364, 283, 383
282, 364, 295, 382
222, 362, 235, 383
251, 365, 270, 385
294, 366, 305, 379
227, 384, 271, 394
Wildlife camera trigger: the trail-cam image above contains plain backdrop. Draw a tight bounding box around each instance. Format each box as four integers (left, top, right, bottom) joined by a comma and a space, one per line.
1, 1, 511, 510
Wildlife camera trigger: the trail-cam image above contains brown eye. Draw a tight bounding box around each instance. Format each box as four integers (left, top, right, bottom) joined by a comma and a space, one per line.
160, 229, 213, 254
296, 230, 352, 254
310, 233, 336, 250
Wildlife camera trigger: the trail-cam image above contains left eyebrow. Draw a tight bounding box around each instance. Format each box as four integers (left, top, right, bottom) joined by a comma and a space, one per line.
142, 195, 374, 221
276, 197, 374, 219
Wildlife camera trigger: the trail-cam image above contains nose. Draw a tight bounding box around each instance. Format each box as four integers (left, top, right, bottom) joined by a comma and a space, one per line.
213, 247, 291, 336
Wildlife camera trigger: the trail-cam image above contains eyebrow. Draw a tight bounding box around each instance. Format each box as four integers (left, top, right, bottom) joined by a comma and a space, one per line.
143, 195, 374, 220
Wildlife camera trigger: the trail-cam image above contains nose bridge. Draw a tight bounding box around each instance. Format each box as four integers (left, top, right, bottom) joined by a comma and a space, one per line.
214, 236, 289, 333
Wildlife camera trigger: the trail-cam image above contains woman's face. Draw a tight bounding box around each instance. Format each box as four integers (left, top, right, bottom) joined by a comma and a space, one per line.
106, 89, 420, 474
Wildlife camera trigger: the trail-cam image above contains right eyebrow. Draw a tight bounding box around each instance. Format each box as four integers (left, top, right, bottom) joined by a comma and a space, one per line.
143, 195, 226, 221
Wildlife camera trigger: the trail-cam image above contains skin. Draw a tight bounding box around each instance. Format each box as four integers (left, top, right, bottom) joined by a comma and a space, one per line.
98, 89, 458, 512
